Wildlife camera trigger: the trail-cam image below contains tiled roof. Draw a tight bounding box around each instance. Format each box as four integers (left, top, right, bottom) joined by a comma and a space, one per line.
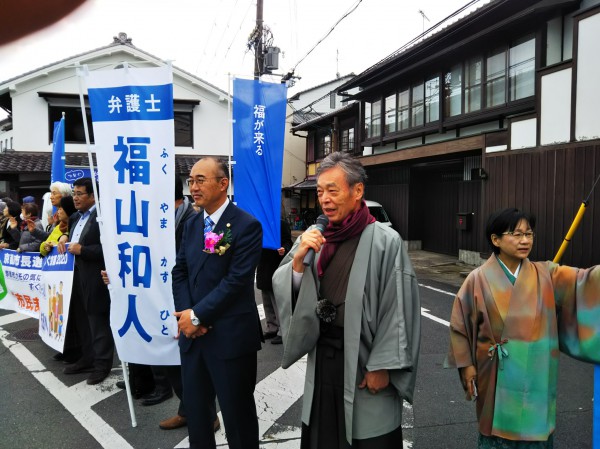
0, 152, 202, 175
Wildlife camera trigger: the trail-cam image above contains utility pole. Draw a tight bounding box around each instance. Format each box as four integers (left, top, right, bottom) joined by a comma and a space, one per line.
254, 0, 264, 79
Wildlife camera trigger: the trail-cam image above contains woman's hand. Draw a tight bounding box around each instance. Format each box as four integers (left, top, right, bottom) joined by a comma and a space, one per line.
460, 365, 477, 399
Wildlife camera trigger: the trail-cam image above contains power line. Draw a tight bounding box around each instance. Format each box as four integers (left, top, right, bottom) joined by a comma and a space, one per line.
284, 0, 363, 79
210, 0, 243, 59
211, 0, 255, 78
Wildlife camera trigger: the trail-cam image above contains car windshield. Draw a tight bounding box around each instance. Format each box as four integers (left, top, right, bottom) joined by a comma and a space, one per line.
368, 206, 389, 223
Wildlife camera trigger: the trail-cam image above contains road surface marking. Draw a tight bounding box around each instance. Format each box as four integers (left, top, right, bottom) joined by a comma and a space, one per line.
0, 320, 130, 449
418, 283, 456, 297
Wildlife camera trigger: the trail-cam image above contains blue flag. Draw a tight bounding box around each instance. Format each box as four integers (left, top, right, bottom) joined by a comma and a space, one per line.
233, 79, 287, 249
51, 117, 66, 183
595, 366, 600, 448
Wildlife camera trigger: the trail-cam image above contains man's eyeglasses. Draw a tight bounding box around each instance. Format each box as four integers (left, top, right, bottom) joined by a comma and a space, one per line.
501, 231, 535, 240
186, 177, 223, 187
73, 191, 89, 198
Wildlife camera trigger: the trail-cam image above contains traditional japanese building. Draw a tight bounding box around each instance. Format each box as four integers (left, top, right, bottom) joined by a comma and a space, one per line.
292, 0, 600, 267
0, 32, 230, 202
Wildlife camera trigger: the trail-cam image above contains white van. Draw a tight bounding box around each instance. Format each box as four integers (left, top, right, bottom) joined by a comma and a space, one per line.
366, 200, 392, 227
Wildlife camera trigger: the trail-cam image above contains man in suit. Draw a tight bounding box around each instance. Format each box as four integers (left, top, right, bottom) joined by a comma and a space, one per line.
172, 157, 263, 449
60, 177, 114, 385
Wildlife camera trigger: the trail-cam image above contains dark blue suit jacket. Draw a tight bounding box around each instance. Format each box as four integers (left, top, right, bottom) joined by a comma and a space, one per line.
172, 202, 263, 359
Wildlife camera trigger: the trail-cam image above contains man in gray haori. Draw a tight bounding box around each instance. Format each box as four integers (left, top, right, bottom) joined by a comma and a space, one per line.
272, 151, 421, 449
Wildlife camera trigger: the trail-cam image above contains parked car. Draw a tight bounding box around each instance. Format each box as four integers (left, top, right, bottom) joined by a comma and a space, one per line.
366, 200, 392, 227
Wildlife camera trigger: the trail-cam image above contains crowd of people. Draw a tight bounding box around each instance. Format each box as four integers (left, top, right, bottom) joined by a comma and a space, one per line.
1, 152, 599, 449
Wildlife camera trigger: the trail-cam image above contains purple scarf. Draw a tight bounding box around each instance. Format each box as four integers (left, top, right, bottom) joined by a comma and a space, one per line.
317, 200, 375, 278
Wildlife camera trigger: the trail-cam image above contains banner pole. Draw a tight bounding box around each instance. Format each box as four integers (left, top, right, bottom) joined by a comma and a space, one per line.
227, 73, 233, 199
76, 66, 101, 217
122, 361, 137, 427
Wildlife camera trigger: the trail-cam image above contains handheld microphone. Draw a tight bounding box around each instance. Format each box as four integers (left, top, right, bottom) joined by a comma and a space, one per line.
303, 214, 329, 266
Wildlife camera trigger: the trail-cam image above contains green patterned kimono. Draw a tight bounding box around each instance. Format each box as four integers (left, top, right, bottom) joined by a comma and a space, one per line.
447, 255, 600, 442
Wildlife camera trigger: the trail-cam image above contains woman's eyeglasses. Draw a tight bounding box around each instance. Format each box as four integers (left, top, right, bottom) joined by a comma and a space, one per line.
502, 231, 535, 240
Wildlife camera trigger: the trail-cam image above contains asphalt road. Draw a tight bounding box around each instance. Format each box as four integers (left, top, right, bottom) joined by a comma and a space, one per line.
0, 280, 596, 449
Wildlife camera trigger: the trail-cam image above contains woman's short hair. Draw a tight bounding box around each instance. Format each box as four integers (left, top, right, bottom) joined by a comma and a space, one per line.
49, 181, 73, 197
485, 208, 536, 254
22, 202, 39, 217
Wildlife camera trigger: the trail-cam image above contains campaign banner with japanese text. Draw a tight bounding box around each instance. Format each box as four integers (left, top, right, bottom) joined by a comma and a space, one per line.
232, 78, 287, 250
38, 248, 75, 352
0, 249, 44, 318
85, 66, 179, 365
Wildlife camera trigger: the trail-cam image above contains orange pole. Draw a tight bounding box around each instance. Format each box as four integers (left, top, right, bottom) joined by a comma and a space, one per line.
553, 202, 588, 263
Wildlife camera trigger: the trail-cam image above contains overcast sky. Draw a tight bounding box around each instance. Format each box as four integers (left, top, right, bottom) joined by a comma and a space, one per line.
0, 0, 485, 106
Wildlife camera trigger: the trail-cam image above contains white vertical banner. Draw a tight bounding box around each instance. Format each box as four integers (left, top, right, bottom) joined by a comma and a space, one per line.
39, 248, 75, 352
84, 66, 179, 365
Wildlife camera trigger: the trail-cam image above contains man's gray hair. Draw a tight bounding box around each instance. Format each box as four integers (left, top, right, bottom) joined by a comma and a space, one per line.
317, 152, 367, 186
49, 181, 73, 197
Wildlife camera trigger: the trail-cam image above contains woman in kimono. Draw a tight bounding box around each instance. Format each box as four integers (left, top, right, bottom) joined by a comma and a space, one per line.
447, 208, 600, 448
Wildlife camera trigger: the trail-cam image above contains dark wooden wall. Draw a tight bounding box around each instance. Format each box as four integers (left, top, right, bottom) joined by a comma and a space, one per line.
365, 164, 410, 238
411, 179, 459, 255
458, 180, 483, 253
366, 184, 410, 238
483, 143, 600, 267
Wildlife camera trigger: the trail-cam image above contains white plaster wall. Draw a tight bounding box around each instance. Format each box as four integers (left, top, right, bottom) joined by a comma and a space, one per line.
288, 77, 355, 114
576, 12, 600, 140
177, 82, 229, 157
6, 53, 230, 156
10, 78, 58, 152
486, 145, 508, 153
510, 118, 536, 149
282, 105, 306, 187
540, 68, 571, 145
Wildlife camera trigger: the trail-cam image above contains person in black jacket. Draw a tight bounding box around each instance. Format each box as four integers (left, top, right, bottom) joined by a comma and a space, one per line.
0, 200, 23, 250
256, 219, 293, 345
59, 178, 114, 385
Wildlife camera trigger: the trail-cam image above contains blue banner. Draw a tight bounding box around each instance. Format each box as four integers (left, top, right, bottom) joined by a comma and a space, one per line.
232, 79, 287, 249
65, 166, 98, 184
88, 84, 174, 122
595, 366, 599, 448
51, 117, 66, 183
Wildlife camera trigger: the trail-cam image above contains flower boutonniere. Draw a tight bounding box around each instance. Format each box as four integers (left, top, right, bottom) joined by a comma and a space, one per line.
203, 223, 232, 255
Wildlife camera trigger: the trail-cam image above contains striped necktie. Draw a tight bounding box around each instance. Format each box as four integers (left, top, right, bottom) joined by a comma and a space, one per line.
204, 216, 214, 235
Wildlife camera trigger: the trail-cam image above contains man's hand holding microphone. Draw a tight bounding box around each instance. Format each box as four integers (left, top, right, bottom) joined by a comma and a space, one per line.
291, 215, 329, 273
